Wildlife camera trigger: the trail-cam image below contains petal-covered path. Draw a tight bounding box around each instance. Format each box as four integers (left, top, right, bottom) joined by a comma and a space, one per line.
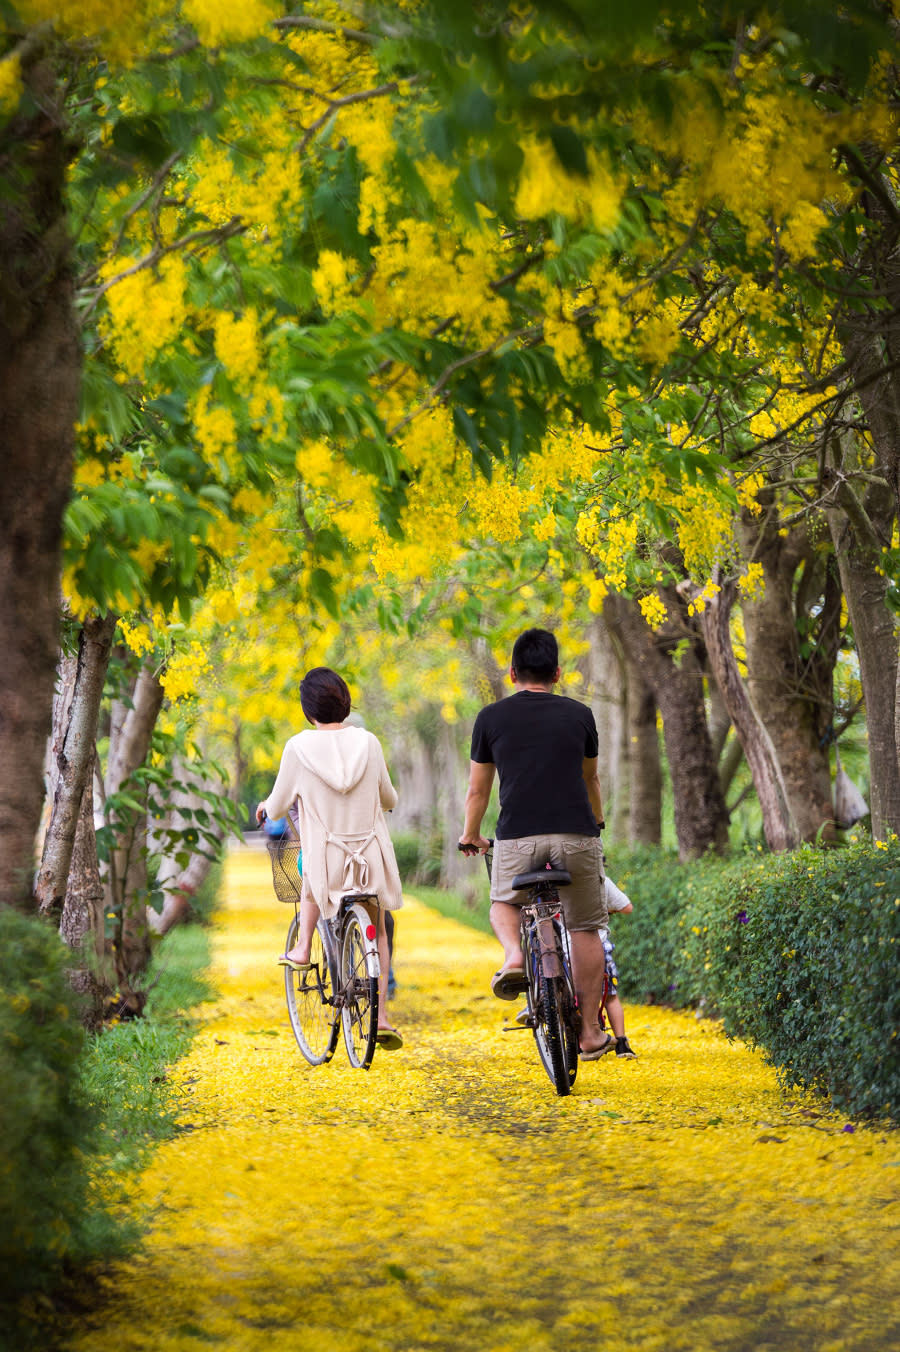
72, 850, 899, 1352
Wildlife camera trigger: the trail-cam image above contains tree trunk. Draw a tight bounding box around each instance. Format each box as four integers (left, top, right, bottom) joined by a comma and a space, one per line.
623, 644, 662, 846
0, 56, 79, 909
36, 612, 117, 915
60, 766, 111, 1029
738, 507, 839, 841
583, 616, 630, 841
823, 453, 900, 837
438, 717, 467, 891
604, 591, 730, 859
105, 660, 165, 989
691, 576, 800, 851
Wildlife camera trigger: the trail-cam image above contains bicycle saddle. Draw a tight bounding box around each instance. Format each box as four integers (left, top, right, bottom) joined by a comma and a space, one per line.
511, 868, 572, 890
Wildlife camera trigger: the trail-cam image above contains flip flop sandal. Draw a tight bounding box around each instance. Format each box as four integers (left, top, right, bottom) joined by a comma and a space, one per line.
277, 956, 312, 971
579, 1034, 615, 1061
375, 1029, 404, 1051
491, 966, 528, 1000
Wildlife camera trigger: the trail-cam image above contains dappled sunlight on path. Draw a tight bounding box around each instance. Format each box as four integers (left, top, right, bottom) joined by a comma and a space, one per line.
71, 850, 899, 1352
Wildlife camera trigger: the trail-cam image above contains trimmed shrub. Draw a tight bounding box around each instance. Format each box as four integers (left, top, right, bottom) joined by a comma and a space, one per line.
606, 838, 900, 1119
605, 846, 695, 1003
0, 911, 109, 1319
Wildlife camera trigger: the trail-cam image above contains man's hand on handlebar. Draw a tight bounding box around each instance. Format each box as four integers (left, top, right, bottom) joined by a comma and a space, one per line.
458, 834, 491, 855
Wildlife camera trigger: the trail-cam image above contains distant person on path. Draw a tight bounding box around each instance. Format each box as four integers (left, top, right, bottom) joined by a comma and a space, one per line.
256, 666, 403, 1050
459, 628, 613, 1060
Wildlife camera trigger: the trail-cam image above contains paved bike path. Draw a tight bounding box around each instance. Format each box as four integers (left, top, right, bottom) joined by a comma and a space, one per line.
70, 849, 899, 1352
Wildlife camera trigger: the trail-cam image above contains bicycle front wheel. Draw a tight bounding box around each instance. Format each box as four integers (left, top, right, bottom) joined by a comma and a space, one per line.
284, 916, 339, 1066
340, 908, 379, 1069
530, 970, 573, 1097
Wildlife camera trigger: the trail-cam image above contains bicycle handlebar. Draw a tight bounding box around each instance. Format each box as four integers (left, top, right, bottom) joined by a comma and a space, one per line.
458, 839, 494, 856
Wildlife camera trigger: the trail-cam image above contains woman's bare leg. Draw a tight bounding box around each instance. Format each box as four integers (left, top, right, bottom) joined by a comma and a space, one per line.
284, 896, 320, 963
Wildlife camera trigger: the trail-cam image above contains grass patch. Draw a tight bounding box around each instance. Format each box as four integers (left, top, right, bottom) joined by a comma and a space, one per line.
81, 924, 214, 1173
409, 884, 492, 935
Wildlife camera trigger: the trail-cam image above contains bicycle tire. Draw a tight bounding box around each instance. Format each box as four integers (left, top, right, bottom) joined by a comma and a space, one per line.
532, 970, 572, 1095
558, 963, 580, 1090
283, 916, 339, 1066
340, 908, 379, 1070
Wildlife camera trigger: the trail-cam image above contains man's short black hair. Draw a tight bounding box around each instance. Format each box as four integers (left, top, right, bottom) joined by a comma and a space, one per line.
300, 667, 352, 724
511, 628, 559, 683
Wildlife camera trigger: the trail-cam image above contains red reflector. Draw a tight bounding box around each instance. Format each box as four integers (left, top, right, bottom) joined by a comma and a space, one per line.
366, 924, 377, 940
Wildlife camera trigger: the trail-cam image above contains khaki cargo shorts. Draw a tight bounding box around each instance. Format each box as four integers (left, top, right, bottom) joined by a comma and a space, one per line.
490, 834, 607, 931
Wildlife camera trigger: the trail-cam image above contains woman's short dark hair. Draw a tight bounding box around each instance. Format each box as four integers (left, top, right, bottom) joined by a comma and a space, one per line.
300, 667, 351, 724
511, 628, 559, 683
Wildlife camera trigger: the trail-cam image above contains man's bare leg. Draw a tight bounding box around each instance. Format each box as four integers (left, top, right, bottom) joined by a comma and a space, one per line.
569, 928, 607, 1052
490, 900, 524, 969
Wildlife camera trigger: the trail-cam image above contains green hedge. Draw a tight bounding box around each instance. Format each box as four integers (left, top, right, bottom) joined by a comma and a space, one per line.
608, 838, 900, 1119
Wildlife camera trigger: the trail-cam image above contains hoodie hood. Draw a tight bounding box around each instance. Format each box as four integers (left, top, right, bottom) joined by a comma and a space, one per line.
295, 727, 370, 793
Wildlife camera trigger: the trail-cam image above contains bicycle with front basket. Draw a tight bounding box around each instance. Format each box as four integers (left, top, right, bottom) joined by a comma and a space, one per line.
265, 813, 381, 1070
461, 841, 580, 1096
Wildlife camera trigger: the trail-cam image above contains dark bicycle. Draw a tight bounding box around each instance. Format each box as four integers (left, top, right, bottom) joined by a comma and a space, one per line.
265, 814, 380, 1070
461, 842, 580, 1097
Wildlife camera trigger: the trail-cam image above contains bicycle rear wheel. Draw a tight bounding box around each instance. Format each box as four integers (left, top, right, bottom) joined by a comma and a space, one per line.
340, 908, 379, 1069
284, 916, 339, 1066
558, 965, 580, 1091
531, 970, 572, 1096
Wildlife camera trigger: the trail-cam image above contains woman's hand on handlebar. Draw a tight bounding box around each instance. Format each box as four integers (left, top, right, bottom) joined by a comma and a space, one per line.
458, 834, 492, 855
255, 803, 268, 826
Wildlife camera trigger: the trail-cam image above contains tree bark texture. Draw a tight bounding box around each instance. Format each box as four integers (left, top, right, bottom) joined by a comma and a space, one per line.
36, 613, 117, 915
604, 591, 729, 859
0, 55, 79, 909
623, 642, 662, 846
583, 616, 632, 841
824, 458, 900, 837
692, 577, 800, 852
738, 506, 839, 841
59, 767, 112, 1029
105, 661, 165, 986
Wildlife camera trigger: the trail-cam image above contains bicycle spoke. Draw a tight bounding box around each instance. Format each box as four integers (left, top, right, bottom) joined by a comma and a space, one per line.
284, 918, 339, 1066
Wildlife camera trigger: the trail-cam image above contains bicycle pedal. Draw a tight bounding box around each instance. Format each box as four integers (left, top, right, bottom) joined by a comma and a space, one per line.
502, 1020, 534, 1032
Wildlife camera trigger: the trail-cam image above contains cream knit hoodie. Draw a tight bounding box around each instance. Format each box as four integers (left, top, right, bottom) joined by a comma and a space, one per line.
263, 727, 402, 918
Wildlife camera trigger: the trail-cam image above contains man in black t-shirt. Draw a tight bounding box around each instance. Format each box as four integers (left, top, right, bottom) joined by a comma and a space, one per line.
459, 628, 614, 1059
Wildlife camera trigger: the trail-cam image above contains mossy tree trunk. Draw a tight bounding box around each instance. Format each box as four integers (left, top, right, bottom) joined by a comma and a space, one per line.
0, 48, 79, 910
604, 590, 730, 860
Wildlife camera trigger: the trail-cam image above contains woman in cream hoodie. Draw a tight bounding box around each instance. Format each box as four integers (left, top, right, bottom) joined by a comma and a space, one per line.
256, 667, 403, 1047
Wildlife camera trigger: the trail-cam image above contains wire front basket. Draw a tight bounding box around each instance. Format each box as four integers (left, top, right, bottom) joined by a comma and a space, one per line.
267, 836, 304, 904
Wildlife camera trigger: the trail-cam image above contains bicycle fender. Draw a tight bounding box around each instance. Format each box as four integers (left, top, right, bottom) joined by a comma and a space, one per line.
348, 901, 381, 979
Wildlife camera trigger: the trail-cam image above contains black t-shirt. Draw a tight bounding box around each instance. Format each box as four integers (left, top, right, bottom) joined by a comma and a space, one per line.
470, 691, 601, 839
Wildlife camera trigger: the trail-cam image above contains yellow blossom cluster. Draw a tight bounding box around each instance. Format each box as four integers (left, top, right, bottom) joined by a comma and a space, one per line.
99, 255, 188, 379
638, 592, 669, 629
0, 52, 22, 115
515, 138, 623, 233
181, 0, 277, 46
160, 640, 213, 702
